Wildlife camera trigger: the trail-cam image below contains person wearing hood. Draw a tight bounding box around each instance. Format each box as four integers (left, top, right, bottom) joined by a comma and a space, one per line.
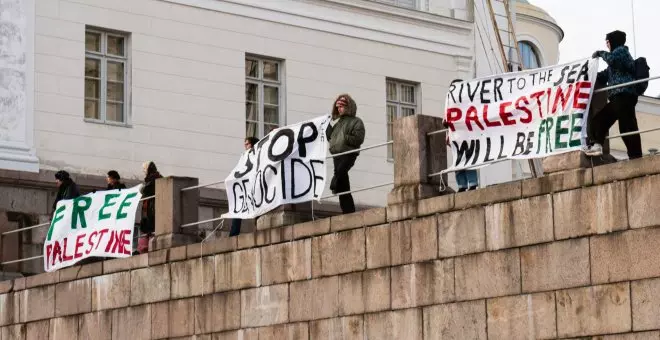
326, 94, 365, 214
138, 161, 162, 253
106, 170, 126, 190
229, 137, 260, 237
53, 170, 80, 211
585, 30, 642, 159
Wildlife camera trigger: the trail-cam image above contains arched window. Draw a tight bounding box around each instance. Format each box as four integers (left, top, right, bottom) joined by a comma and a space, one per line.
518, 41, 541, 69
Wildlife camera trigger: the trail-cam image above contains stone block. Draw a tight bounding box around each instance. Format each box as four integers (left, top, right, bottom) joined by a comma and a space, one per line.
338, 272, 364, 316
454, 181, 522, 210
25, 271, 58, 288
290, 276, 339, 321
390, 216, 438, 265
365, 309, 422, 340
26, 320, 49, 340
553, 182, 628, 239
171, 257, 214, 298
310, 316, 364, 340
632, 278, 660, 331
49, 316, 78, 340
591, 228, 660, 284
58, 262, 103, 282
13, 278, 25, 291
130, 264, 170, 305
486, 195, 554, 251
0, 187, 49, 215
437, 207, 486, 258
91, 272, 130, 311
20, 286, 55, 322
455, 249, 520, 300
169, 298, 195, 338
388, 183, 440, 205
312, 228, 365, 277
557, 283, 631, 337
391, 259, 454, 309
257, 323, 309, 340
522, 168, 593, 197
55, 278, 92, 316
0, 293, 20, 326
542, 151, 589, 173
214, 329, 259, 340
417, 194, 455, 217
593, 154, 660, 185
152, 233, 200, 251
423, 300, 487, 340
241, 284, 288, 328
151, 301, 170, 340
386, 202, 417, 222
199, 237, 237, 256
363, 268, 391, 313
148, 249, 169, 266
256, 211, 309, 230
0, 280, 12, 294
194, 291, 241, 334
597, 332, 660, 340
103, 253, 148, 274
293, 218, 330, 239
237, 232, 256, 249
627, 175, 660, 229
1, 324, 25, 340
214, 248, 261, 291
270, 225, 294, 243
366, 224, 390, 269
330, 208, 386, 232
111, 305, 151, 340
260, 239, 311, 286
169, 246, 188, 261
487, 292, 556, 340
521, 238, 590, 292
79, 311, 111, 340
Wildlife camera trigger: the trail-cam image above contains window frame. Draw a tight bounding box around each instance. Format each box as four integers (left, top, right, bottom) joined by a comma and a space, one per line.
245, 55, 285, 138
386, 78, 420, 160
374, 0, 420, 10
518, 41, 541, 70
84, 28, 131, 126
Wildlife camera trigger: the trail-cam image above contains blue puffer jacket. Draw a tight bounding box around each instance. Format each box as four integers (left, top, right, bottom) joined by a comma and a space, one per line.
595, 46, 636, 98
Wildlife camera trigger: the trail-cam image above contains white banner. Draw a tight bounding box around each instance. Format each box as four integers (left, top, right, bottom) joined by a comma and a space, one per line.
44, 185, 143, 272
444, 58, 599, 171
222, 115, 331, 219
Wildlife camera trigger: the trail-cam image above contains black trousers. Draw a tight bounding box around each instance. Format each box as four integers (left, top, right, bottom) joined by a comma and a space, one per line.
591, 93, 642, 159
229, 219, 241, 237
331, 154, 357, 214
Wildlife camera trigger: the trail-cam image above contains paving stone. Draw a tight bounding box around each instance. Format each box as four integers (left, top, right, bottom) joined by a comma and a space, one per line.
20, 286, 55, 322
112, 305, 151, 340
257, 322, 309, 340
330, 208, 386, 232
454, 181, 522, 209
25, 320, 49, 340
0, 293, 19, 326
627, 175, 660, 229
49, 316, 79, 340
78, 311, 111, 340
417, 194, 455, 217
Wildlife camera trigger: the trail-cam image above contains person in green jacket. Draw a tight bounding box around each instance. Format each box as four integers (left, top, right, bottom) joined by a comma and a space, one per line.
326, 94, 366, 213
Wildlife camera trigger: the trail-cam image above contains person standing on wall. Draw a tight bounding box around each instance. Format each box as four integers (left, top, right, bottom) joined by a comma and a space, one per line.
229, 136, 260, 237
106, 170, 127, 190
585, 30, 642, 159
138, 161, 162, 253
445, 79, 479, 192
326, 94, 365, 214
53, 170, 80, 211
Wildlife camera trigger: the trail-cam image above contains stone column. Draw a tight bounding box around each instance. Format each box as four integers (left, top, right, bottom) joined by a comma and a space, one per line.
0, 212, 20, 273
150, 177, 200, 251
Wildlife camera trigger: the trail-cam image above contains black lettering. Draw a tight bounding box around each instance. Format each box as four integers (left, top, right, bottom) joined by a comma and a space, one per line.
296, 123, 318, 158
497, 135, 507, 159
530, 72, 538, 86
232, 182, 244, 214
576, 61, 590, 82
233, 154, 254, 179
448, 82, 458, 104
494, 77, 504, 101
291, 159, 312, 199
309, 160, 325, 198
516, 77, 526, 90
507, 78, 516, 93
263, 165, 277, 204
268, 129, 295, 162
252, 170, 265, 208
480, 79, 492, 104
280, 161, 287, 200
512, 133, 526, 156
467, 81, 480, 101
524, 131, 535, 155
539, 71, 547, 83
566, 63, 580, 84
240, 179, 251, 212
484, 137, 495, 162
553, 65, 570, 86
452, 140, 478, 166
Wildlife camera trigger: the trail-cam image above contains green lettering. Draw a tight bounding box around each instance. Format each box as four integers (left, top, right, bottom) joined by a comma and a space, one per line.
569, 113, 584, 147
116, 192, 138, 219
98, 193, 120, 221
71, 197, 92, 229
545, 118, 554, 153
46, 205, 66, 241
554, 115, 570, 149
536, 118, 546, 154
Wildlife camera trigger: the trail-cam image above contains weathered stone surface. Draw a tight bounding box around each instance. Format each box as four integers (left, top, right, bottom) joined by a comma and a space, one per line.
556, 283, 631, 338
591, 228, 660, 284
241, 284, 288, 328
522, 168, 593, 197
437, 207, 486, 258
1, 324, 25, 340
130, 264, 170, 305
79, 311, 111, 340
199, 237, 237, 256
261, 239, 311, 285
310, 316, 364, 340
388, 183, 440, 205
14, 278, 25, 291
293, 218, 330, 239
423, 300, 487, 340
455, 249, 520, 300
386, 202, 417, 222
55, 279, 91, 316
632, 278, 660, 331
171, 257, 214, 298
627, 175, 660, 229
365, 308, 422, 340
290, 276, 339, 321
256, 210, 309, 230
195, 291, 241, 334
49, 316, 78, 340
91, 272, 130, 311
312, 228, 365, 277
417, 194, 455, 217
366, 224, 390, 269
25, 320, 49, 340
151, 301, 170, 340
542, 151, 589, 174
148, 249, 169, 266
58, 262, 103, 282
169, 298, 195, 338
169, 245, 188, 261
237, 232, 257, 249
596, 331, 660, 340
257, 322, 309, 340
0, 280, 13, 294
103, 253, 148, 274
112, 305, 151, 340
215, 248, 261, 291
390, 216, 438, 265
521, 238, 590, 292
270, 225, 294, 244
25, 271, 58, 289
0, 293, 19, 326
454, 181, 522, 210
338, 269, 391, 316
593, 154, 660, 185
214, 329, 259, 340
391, 259, 454, 309
21, 286, 55, 322
553, 182, 628, 239
487, 292, 556, 340
486, 195, 554, 251
330, 208, 386, 232
338, 272, 364, 316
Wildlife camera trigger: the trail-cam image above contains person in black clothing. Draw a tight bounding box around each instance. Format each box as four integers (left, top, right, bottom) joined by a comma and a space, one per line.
229, 137, 260, 237
139, 162, 161, 234
53, 170, 80, 211
106, 170, 127, 190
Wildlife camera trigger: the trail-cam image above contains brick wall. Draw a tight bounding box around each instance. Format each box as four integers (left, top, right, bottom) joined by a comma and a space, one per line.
3, 156, 660, 339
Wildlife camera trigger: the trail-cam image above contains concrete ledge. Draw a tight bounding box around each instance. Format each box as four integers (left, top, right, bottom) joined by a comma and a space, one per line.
593, 155, 660, 185
454, 181, 522, 210
103, 254, 148, 275
330, 208, 386, 232
542, 151, 589, 174
522, 168, 593, 198
417, 193, 454, 217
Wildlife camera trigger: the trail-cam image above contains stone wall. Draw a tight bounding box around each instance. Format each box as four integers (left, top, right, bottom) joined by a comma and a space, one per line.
2, 156, 660, 339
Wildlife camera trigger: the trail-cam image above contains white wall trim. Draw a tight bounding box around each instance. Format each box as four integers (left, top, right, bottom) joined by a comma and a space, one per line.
516, 33, 547, 67
517, 12, 564, 42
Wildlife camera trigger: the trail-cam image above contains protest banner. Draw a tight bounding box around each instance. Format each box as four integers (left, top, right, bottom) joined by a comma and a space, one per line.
44, 185, 142, 272
222, 115, 331, 219
444, 58, 599, 171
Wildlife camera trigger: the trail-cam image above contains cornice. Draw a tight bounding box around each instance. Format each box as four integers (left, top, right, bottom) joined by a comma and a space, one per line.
517, 12, 564, 42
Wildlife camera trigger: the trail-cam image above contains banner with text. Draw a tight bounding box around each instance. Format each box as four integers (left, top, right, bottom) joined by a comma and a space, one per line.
44, 185, 143, 272
222, 115, 331, 219
444, 58, 599, 172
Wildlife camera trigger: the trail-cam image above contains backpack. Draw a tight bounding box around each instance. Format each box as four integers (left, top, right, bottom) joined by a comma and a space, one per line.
634, 57, 650, 95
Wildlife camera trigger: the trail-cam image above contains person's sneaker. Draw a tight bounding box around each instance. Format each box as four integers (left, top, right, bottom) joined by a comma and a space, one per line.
584, 143, 603, 156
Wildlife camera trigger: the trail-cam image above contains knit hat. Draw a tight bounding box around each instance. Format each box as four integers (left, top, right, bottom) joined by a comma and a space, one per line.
54, 170, 70, 181
606, 30, 626, 51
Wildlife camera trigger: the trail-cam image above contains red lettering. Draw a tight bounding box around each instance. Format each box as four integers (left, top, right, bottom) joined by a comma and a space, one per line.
74, 234, 85, 259
111, 230, 123, 254
498, 102, 515, 126
465, 106, 485, 131
52, 240, 62, 266
529, 91, 545, 118
105, 230, 116, 253
62, 237, 74, 261
121, 230, 131, 255
45, 244, 53, 270
573, 81, 592, 110
86, 231, 98, 255
552, 84, 574, 114
97, 229, 109, 250
515, 96, 533, 124
445, 107, 462, 132
482, 105, 501, 127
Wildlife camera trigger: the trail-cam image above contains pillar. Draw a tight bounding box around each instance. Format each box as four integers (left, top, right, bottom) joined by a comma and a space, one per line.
150, 177, 200, 251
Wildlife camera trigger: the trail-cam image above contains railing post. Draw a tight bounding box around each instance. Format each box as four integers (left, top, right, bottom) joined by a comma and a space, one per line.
150, 176, 200, 251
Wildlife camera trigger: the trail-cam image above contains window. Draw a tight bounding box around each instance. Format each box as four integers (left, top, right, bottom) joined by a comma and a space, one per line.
386, 79, 419, 159
245, 57, 283, 138
518, 41, 541, 69
85, 28, 129, 124
374, 0, 418, 9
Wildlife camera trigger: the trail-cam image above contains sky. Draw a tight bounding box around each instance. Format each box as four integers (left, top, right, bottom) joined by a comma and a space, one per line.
528, 0, 660, 97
